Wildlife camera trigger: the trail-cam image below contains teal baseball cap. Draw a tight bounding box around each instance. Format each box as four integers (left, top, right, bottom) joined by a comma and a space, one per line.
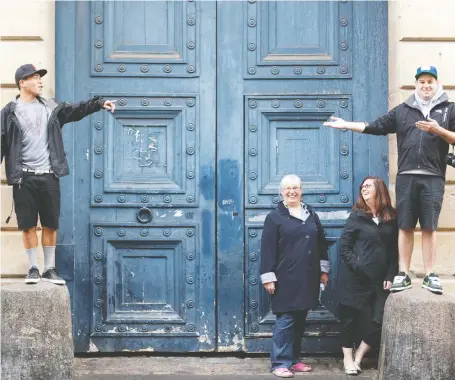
415, 65, 438, 80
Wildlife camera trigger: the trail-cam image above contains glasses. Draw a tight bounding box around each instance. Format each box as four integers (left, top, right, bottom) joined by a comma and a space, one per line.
283, 186, 301, 191
361, 183, 374, 189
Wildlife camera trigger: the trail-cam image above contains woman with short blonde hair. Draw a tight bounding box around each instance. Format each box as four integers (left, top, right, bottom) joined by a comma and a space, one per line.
260, 174, 331, 378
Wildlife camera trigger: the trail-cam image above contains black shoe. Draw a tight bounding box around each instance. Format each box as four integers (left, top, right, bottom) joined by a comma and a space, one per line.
42, 267, 66, 285
390, 272, 412, 292
422, 273, 443, 294
25, 266, 41, 284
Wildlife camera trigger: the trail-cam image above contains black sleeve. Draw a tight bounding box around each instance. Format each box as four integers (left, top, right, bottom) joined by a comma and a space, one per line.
386, 220, 399, 282
340, 213, 360, 272
449, 103, 455, 133
57, 96, 105, 126
314, 212, 329, 262
448, 104, 455, 149
1, 106, 8, 163
363, 106, 398, 136
260, 213, 279, 275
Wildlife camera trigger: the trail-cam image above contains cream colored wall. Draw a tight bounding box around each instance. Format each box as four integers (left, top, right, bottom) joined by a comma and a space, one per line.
1, 1, 55, 276
1, 1, 454, 277
388, 0, 455, 276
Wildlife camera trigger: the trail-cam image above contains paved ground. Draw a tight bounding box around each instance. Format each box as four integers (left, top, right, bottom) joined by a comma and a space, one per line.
75, 356, 377, 379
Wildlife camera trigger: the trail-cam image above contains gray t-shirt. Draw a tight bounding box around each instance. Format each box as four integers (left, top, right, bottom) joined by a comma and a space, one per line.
14, 98, 51, 170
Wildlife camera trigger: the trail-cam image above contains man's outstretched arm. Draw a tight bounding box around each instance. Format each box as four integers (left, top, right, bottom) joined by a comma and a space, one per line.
323, 106, 398, 136
323, 117, 367, 133
57, 96, 116, 126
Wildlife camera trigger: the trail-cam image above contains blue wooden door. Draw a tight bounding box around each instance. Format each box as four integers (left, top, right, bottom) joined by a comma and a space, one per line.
216, 1, 388, 353
56, 0, 217, 352
56, 0, 388, 353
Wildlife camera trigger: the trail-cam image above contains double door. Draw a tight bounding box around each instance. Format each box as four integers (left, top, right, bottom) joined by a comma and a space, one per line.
55, 0, 388, 353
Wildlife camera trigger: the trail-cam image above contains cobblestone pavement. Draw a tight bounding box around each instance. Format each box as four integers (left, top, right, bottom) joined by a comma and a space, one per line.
75, 356, 377, 379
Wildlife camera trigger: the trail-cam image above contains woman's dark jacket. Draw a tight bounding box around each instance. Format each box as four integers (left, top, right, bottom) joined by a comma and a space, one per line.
260, 202, 330, 313
335, 210, 398, 323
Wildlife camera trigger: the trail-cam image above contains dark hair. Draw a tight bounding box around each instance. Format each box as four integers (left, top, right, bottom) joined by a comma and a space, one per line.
353, 176, 396, 222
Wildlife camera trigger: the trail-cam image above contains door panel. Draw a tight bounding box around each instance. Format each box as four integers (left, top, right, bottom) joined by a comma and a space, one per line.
245, 0, 352, 78
91, 1, 199, 77
244, 95, 353, 207
57, 0, 216, 352
90, 94, 199, 206
90, 225, 197, 333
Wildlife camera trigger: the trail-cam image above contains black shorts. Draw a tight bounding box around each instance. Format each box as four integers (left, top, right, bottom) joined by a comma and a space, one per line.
13, 172, 60, 231
395, 174, 445, 231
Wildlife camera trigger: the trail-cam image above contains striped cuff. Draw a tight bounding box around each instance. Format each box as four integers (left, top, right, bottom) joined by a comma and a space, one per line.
320, 260, 331, 273
260, 272, 277, 284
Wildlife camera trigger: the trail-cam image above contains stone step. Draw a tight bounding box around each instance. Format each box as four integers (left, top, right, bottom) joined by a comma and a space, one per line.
410, 275, 455, 297
440, 277, 455, 297
75, 357, 376, 379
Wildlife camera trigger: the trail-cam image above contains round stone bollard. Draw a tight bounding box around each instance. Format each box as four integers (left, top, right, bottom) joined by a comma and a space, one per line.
1, 281, 74, 380
378, 287, 455, 380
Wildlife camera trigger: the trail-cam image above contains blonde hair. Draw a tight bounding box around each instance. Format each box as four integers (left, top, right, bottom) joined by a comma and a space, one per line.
279, 174, 302, 190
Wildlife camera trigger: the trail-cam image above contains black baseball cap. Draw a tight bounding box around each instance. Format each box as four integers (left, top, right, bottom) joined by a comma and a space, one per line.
15, 64, 47, 86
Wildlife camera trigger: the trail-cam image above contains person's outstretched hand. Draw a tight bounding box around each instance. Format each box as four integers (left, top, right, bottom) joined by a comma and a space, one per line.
323, 116, 347, 129
103, 100, 116, 113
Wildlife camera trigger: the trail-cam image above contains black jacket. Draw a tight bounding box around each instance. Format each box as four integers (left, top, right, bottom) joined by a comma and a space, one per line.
260, 202, 330, 313
335, 210, 398, 323
1, 96, 105, 185
364, 93, 455, 178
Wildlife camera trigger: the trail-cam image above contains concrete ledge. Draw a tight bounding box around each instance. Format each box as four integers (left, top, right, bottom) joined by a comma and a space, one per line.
1, 281, 74, 380
378, 287, 455, 380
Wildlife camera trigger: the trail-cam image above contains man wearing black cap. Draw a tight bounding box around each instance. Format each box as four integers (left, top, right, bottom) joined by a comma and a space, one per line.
324, 65, 455, 295
1, 64, 116, 285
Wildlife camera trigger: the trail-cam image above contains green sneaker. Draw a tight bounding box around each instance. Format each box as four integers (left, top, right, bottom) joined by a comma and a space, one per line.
422, 273, 443, 294
390, 272, 412, 292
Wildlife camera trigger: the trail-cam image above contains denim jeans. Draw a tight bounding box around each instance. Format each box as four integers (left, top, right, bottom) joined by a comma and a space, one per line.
270, 310, 309, 371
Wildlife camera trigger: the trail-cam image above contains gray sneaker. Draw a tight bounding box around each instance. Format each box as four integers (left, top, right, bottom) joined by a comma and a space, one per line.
42, 267, 66, 285
25, 266, 41, 284
422, 273, 443, 294
390, 272, 412, 292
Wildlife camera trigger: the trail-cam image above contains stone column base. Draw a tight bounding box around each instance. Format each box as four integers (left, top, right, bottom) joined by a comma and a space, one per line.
1, 281, 74, 380
378, 287, 455, 380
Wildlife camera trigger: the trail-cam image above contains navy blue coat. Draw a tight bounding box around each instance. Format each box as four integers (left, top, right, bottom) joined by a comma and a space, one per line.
260, 202, 330, 313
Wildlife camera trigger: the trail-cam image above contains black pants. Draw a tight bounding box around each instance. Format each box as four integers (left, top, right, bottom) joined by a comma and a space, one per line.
395, 174, 444, 231
13, 172, 60, 231
337, 303, 381, 349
